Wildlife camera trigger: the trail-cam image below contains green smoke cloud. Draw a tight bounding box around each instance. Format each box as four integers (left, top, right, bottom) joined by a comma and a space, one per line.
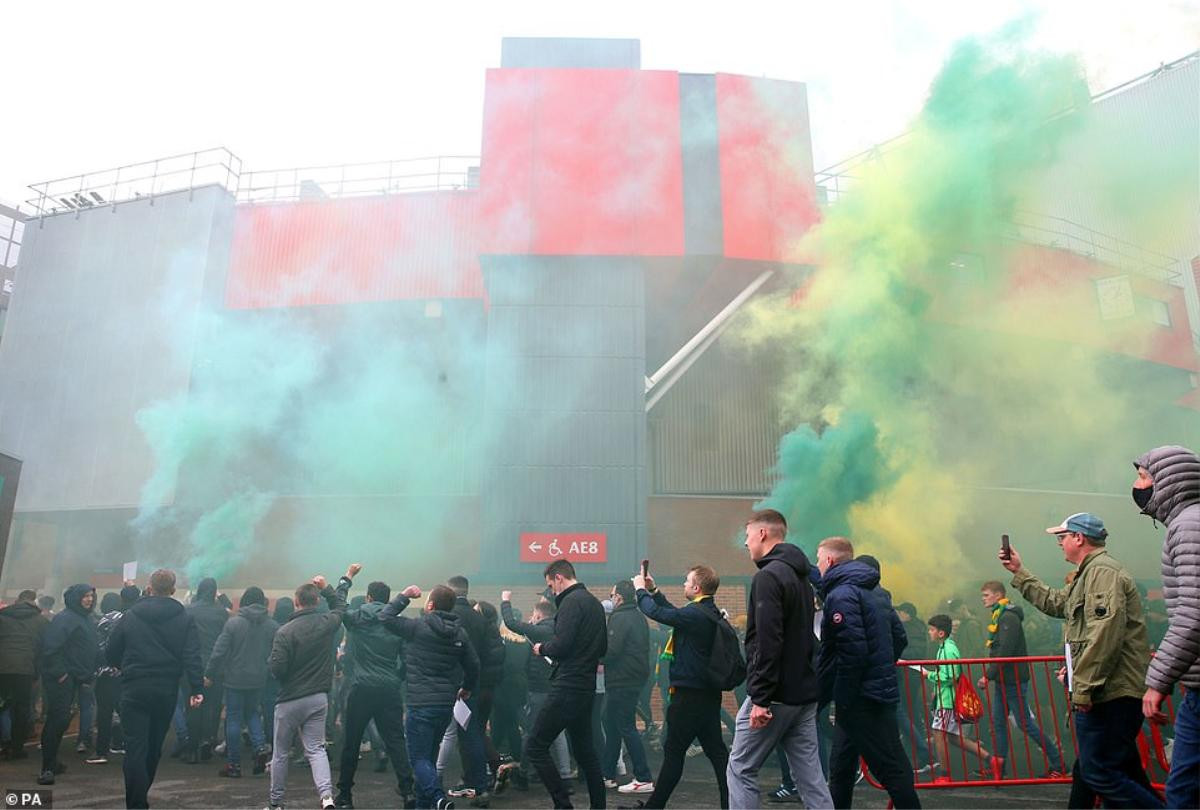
739, 30, 1196, 603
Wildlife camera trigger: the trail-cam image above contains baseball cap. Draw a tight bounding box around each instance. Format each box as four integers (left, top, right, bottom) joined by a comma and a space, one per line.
1045, 512, 1108, 541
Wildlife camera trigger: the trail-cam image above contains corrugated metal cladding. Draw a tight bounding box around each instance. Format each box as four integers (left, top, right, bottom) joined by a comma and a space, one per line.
481, 256, 646, 579
649, 331, 786, 496
1034, 59, 1199, 285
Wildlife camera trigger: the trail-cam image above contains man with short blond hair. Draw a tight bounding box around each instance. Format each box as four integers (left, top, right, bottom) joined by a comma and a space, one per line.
817, 536, 919, 808
635, 564, 730, 808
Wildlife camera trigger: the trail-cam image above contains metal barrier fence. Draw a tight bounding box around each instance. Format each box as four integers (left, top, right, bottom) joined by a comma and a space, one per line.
860, 655, 1176, 796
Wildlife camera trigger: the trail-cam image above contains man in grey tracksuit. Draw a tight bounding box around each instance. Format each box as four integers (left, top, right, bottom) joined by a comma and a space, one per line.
267, 565, 357, 810
1134, 445, 1200, 809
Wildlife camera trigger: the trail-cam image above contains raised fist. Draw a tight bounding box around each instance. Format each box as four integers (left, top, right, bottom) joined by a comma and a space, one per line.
346, 563, 363, 579
402, 585, 422, 599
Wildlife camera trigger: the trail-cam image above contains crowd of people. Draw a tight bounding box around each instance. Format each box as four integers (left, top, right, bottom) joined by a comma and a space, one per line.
0, 443, 1193, 810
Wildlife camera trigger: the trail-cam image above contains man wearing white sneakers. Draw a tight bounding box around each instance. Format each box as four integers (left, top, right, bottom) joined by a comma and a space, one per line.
602, 580, 654, 796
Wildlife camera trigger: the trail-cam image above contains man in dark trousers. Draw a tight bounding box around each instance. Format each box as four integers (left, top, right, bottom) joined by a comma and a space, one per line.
87, 584, 142, 764
498, 596, 572, 790
817, 537, 919, 809
268, 565, 356, 810
441, 575, 490, 805
601, 580, 653, 794
106, 569, 203, 809
727, 510, 831, 810
382, 584, 479, 810
0, 589, 49, 760
205, 586, 278, 778
38, 583, 98, 785
526, 559, 607, 810
633, 565, 729, 809
334, 577, 416, 809
183, 578, 228, 763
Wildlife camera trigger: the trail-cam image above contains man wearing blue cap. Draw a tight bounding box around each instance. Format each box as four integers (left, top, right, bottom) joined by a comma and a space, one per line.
999, 513, 1162, 809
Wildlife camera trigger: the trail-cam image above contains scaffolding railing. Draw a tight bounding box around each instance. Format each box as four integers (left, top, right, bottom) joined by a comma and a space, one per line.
25, 148, 242, 217
237, 156, 480, 204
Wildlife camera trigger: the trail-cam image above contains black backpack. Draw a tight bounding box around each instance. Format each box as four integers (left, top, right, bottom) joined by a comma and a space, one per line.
704, 611, 747, 691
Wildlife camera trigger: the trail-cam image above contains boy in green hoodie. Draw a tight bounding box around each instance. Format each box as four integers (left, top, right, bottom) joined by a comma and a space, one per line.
926, 615, 996, 777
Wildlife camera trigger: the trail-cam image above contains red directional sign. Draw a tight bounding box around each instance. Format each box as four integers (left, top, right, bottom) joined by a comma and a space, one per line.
519, 532, 608, 563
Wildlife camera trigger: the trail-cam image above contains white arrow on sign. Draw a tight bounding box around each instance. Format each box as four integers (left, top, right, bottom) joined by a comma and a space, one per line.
528, 542, 543, 553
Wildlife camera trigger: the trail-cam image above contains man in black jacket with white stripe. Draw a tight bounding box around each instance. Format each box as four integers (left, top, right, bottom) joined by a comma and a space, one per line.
526, 560, 607, 809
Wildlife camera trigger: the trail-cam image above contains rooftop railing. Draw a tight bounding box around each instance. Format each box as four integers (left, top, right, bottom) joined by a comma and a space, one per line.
236, 156, 479, 204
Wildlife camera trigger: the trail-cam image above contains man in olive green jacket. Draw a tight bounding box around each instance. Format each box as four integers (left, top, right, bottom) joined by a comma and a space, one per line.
999, 512, 1162, 809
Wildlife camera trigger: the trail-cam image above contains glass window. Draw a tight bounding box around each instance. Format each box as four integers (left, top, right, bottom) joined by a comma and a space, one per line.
1149, 299, 1171, 327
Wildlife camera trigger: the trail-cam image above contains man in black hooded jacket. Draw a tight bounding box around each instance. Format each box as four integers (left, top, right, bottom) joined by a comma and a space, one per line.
726, 510, 831, 810
87, 584, 142, 764
106, 569, 204, 809
38, 583, 98, 785
183, 577, 228, 763
0, 589, 49, 760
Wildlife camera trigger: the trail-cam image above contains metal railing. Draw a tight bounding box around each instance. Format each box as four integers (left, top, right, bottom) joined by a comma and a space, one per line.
25, 148, 242, 216
1003, 210, 1184, 285
237, 156, 480, 204
865, 655, 1174, 796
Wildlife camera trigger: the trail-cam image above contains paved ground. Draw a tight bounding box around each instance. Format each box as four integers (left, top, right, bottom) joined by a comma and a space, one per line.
0, 734, 1073, 809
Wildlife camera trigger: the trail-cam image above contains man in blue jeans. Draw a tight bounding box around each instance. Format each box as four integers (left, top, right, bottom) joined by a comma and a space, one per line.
383, 584, 479, 810
977, 581, 1065, 777
601, 580, 654, 794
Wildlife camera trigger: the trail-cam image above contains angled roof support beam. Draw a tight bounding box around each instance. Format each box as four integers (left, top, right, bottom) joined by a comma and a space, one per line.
645, 269, 774, 412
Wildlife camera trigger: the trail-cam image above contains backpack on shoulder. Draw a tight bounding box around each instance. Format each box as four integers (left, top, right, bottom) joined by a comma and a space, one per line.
705, 612, 747, 691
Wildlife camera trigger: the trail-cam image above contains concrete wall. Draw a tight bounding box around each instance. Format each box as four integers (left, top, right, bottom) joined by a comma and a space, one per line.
0, 185, 235, 515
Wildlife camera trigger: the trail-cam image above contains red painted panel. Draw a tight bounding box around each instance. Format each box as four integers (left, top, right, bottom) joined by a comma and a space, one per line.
715, 74, 820, 261
480, 69, 684, 256
519, 532, 607, 563
225, 192, 486, 309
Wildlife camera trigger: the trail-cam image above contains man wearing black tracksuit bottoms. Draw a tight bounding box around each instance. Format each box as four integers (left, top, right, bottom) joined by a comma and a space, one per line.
525, 560, 607, 809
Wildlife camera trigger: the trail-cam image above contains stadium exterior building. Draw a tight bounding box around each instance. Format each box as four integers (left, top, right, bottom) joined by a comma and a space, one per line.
0, 39, 1196, 595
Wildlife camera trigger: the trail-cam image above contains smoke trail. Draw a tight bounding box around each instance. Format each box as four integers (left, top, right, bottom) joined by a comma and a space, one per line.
737, 30, 1191, 605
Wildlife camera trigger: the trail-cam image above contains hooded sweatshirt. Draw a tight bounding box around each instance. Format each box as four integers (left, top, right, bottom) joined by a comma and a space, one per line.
818, 560, 907, 706
1137, 444, 1200, 693
745, 542, 820, 706
39, 584, 98, 682
207, 603, 279, 690
187, 579, 229, 666
0, 600, 49, 676
106, 595, 203, 694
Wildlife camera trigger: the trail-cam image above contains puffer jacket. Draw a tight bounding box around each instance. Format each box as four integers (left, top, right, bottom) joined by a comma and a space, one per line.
187, 598, 229, 666
382, 594, 479, 707
0, 601, 49, 676
818, 560, 907, 706
40, 584, 98, 683
207, 604, 278, 690
1136, 444, 1200, 693
500, 602, 555, 693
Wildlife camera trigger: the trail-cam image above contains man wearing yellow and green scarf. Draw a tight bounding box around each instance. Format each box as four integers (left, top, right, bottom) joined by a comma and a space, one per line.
976, 581, 1065, 778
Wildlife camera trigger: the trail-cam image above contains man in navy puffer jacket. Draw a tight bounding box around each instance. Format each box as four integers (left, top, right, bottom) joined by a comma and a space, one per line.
817, 537, 919, 809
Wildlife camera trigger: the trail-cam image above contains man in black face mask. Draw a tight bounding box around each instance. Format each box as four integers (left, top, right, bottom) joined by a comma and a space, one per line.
1134, 444, 1200, 810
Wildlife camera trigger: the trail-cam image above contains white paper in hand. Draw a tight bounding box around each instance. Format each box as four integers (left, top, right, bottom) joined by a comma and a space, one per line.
454, 698, 472, 730
1064, 643, 1074, 693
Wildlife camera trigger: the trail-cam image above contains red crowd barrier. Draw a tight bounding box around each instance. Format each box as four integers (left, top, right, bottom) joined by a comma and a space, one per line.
858, 655, 1177, 796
